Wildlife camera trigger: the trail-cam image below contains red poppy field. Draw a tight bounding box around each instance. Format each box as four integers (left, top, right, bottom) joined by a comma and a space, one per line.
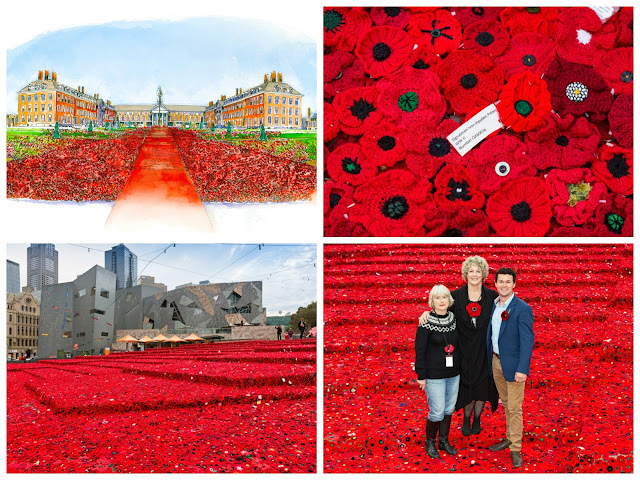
324, 7, 633, 237
324, 244, 632, 473
7, 339, 316, 473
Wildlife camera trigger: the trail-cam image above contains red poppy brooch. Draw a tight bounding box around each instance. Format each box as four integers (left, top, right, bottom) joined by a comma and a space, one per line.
501, 310, 509, 321
466, 302, 482, 317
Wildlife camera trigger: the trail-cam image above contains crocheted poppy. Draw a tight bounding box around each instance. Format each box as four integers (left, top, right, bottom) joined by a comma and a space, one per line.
324, 101, 341, 143
594, 47, 633, 96
424, 206, 490, 237
350, 169, 434, 236
354, 26, 413, 78
548, 225, 592, 237
501, 311, 509, 321
376, 67, 446, 131
323, 180, 355, 217
324, 52, 368, 100
461, 20, 510, 58
545, 58, 613, 123
609, 95, 633, 149
494, 32, 556, 81
610, 7, 634, 48
359, 122, 407, 168
436, 51, 504, 114
332, 86, 383, 136
406, 119, 464, 179
525, 113, 601, 170
433, 164, 486, 211
467, 134, 537, 195
466, 303, 482, 317
585, 193, 632, 237
544, 168, 608, 227
326, 143, 378, 186
325, 210, 371, 237
592, 145, 633, 196
407, 10, 463, 56
499, 7, 560, 36
450, 7, 504, 28
405, 43, 442, 72
324, 7, 372, 52
496, 71, 551, 132
486, 177, 552, 237
324, 181, 371, 237
369, 7, 412, 29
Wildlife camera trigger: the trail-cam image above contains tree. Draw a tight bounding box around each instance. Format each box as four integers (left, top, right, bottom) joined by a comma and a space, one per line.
53, 121, 60, 139
88, 120, 93, 133
289, 301, 317, 334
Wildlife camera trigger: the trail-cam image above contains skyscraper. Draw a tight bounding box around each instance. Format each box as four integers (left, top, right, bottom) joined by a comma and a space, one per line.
7, 260, 21, 294
27, 244, 58, 291
105, 244, 137, 290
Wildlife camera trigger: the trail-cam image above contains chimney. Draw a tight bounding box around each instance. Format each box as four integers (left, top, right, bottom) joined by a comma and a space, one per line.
38, 70, 43, 80
278, 72, 282, 82
271, 71, 276, 82
78, 86, 81, 92
82, 86, 85, 94
44, 70, 49, 79
52, 72, 57, 82
107, 100, 111, 105
239, 88, 242, 94
264, 74, 268, 83
308, 108, 311, 118
209, 101, 213, 107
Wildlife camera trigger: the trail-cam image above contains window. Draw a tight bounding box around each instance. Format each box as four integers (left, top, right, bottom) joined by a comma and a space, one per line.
8, 314, 11, 322
289, 98, 293, 105
282, 96, 286, 103
275, 96, 279, 104
101, 331, 109, 337
49, 93, 52, 100
41, 94, 45, 101
21, 95, 25, 102
126, 293, 133, 302
275, 106, 279, 114
28, 115, 31, 122
8, 327, 11, 335
295, 108, 298, 116
91, 287, 96, 296
275, 117, 279, 124
289, 108, 292, 115
77, 332, 86, 337
62, 331, 72, 338
295, 99, 299, 106
28, 105, 31, 112
90, 309, 106, 315
100, 290, 109, 299
48, 114, 52, 122
267, 116, 271, 124
27, 95, 31, 101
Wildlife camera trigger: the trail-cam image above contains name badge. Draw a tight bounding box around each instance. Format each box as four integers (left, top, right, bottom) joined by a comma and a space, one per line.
446, 355, 453, 368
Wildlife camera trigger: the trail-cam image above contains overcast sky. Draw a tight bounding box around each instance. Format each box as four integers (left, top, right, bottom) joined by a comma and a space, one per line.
5, 4, 317, 114
7, 243, 317, 315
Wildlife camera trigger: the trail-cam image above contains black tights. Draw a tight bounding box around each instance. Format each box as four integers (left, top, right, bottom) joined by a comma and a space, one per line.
463, 400, 486, 420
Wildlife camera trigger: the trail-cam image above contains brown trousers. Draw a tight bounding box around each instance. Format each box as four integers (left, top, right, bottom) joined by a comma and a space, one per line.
492, 355, 525, 452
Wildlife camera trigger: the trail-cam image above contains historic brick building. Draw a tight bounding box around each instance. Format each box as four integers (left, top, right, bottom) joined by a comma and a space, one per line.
6, 288, 40, 360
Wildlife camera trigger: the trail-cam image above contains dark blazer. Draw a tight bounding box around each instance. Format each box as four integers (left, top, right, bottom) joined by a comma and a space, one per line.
486, 295, 534, 382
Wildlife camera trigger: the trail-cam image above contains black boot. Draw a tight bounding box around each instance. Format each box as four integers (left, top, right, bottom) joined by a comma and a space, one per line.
461, 415, 472, 436
438, 415, 458, 455
471, 415, 482, 435
425, 419, 440, 458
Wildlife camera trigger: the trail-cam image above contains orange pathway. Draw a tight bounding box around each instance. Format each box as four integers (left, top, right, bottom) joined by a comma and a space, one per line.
106, 127, 214, 232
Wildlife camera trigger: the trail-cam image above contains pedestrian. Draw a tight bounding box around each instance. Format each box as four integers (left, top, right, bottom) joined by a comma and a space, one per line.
288, 328, 294, 340
298, 318, 306, 339
276, 325, 283, 340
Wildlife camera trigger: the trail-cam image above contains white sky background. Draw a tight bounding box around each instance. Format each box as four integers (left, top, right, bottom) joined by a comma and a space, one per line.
7, 243, 317, 315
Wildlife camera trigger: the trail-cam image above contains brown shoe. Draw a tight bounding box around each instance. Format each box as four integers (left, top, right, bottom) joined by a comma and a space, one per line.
488, 438, 512, 451
511, 451, 523, 468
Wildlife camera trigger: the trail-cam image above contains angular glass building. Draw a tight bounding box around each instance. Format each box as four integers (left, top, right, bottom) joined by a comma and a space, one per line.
27, 244, 58, 291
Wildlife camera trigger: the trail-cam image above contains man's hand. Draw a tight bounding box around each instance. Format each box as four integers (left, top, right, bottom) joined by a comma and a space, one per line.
417, 379, 426, 389
418, 311, 429, 323
514, 372, 527, 383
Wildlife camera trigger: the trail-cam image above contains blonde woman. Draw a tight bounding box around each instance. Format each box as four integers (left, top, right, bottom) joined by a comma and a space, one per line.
415, 284, 459, 459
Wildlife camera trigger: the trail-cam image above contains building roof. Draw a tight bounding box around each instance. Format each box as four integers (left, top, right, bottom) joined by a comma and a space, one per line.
19, 79, 99, 103
222, 81, 302, 107
113, 104, 206, 112
7, 290, 40, 306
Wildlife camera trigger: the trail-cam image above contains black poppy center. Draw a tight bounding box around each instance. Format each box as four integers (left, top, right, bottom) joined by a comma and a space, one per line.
471, 7, 485, 16
341, 157, 362, 175
555, 135, 569, 147
522, 54, 536, 66
447, 179, 472, 201
515, 100, 533, 117
384, 7, 401, 17
476, 31, 495, 47
621, 71, 633, 83
378, 136, 396, 151
329, 193, 342, 208
511, 201, 532, 222
373, 42, 392, 61
382, 195, 409, 220
443, 228, 464, 236
413, 59, 430, 70
527, 7, 541, 13
350, 98, 376, 121
429, 137, 451, 157
607, 153, 630, 179
324, 10, 344, 32
605, 212, 624, 234
431, 28, 442, 38
460, 74, 478, 89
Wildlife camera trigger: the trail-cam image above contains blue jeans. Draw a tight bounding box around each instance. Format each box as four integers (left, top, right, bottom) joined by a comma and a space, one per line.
425, 375, 460, 421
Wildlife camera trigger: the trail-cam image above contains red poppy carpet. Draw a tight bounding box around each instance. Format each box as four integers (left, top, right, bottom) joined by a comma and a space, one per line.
324, 244, 632, 473
7, 340, 316, 473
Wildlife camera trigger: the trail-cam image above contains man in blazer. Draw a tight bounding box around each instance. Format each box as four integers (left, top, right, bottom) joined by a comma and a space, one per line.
486, 267, 534, 468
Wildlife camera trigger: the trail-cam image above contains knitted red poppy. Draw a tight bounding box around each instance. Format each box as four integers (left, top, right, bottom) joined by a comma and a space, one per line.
350, 170, 434, 236
406, 119, 464, 179
544, 168, 608, 227
369, 7, 412, 29
585, 193, 632, 237
376, 67, 446, 131
494, 32, 556, 81
592, 145, 633, 196
609, 95, 633, 149
354, 26, 413, 78
466, 303, 482, 317
461, 20, 510, 58
545, 58, 613, 124
486, 177, 552, 236
499, 7, 560, 36
433, 164, 486, 211
467, 134, 537, 195
324, 181, 371, 237
324, 101, 340, 143
324, 52, 368, 100
359, 122, 407, 168
450, 7, 504, 28
436, 51, 504, 114
325, 210, 371, 237
594, 47, 633, 97
332, 86, 383, 136
496, 71, 551, 132
548, 225, 592, 237
407, 10, 463, 56
610, 7, 634, 48
424, 206, 490, 237
326, 143, 378, 186
324, 7, 372, 52
323, 180, 355, 217
525, 113, 601, 170
405, 43, 442, 72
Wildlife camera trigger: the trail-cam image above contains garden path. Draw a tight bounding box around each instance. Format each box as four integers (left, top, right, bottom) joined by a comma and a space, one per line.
106, 127, 214, 232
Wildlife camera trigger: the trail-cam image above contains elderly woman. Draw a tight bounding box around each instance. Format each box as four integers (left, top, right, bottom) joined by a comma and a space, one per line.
415, 284, 460, 459
451, 256, 499, 435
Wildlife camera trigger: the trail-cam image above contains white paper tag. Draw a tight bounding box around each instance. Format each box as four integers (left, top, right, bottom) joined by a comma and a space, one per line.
447, 103, 503, 156
589, 6, 620, 23
446, 355, 453, 368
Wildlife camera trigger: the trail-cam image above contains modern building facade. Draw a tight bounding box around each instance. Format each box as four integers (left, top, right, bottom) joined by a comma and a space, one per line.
138, 275, 167, 293
105, 244, 137, 290
7, 260, 21, 294
27, 244, 58, 291
7, 288, 40, 360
